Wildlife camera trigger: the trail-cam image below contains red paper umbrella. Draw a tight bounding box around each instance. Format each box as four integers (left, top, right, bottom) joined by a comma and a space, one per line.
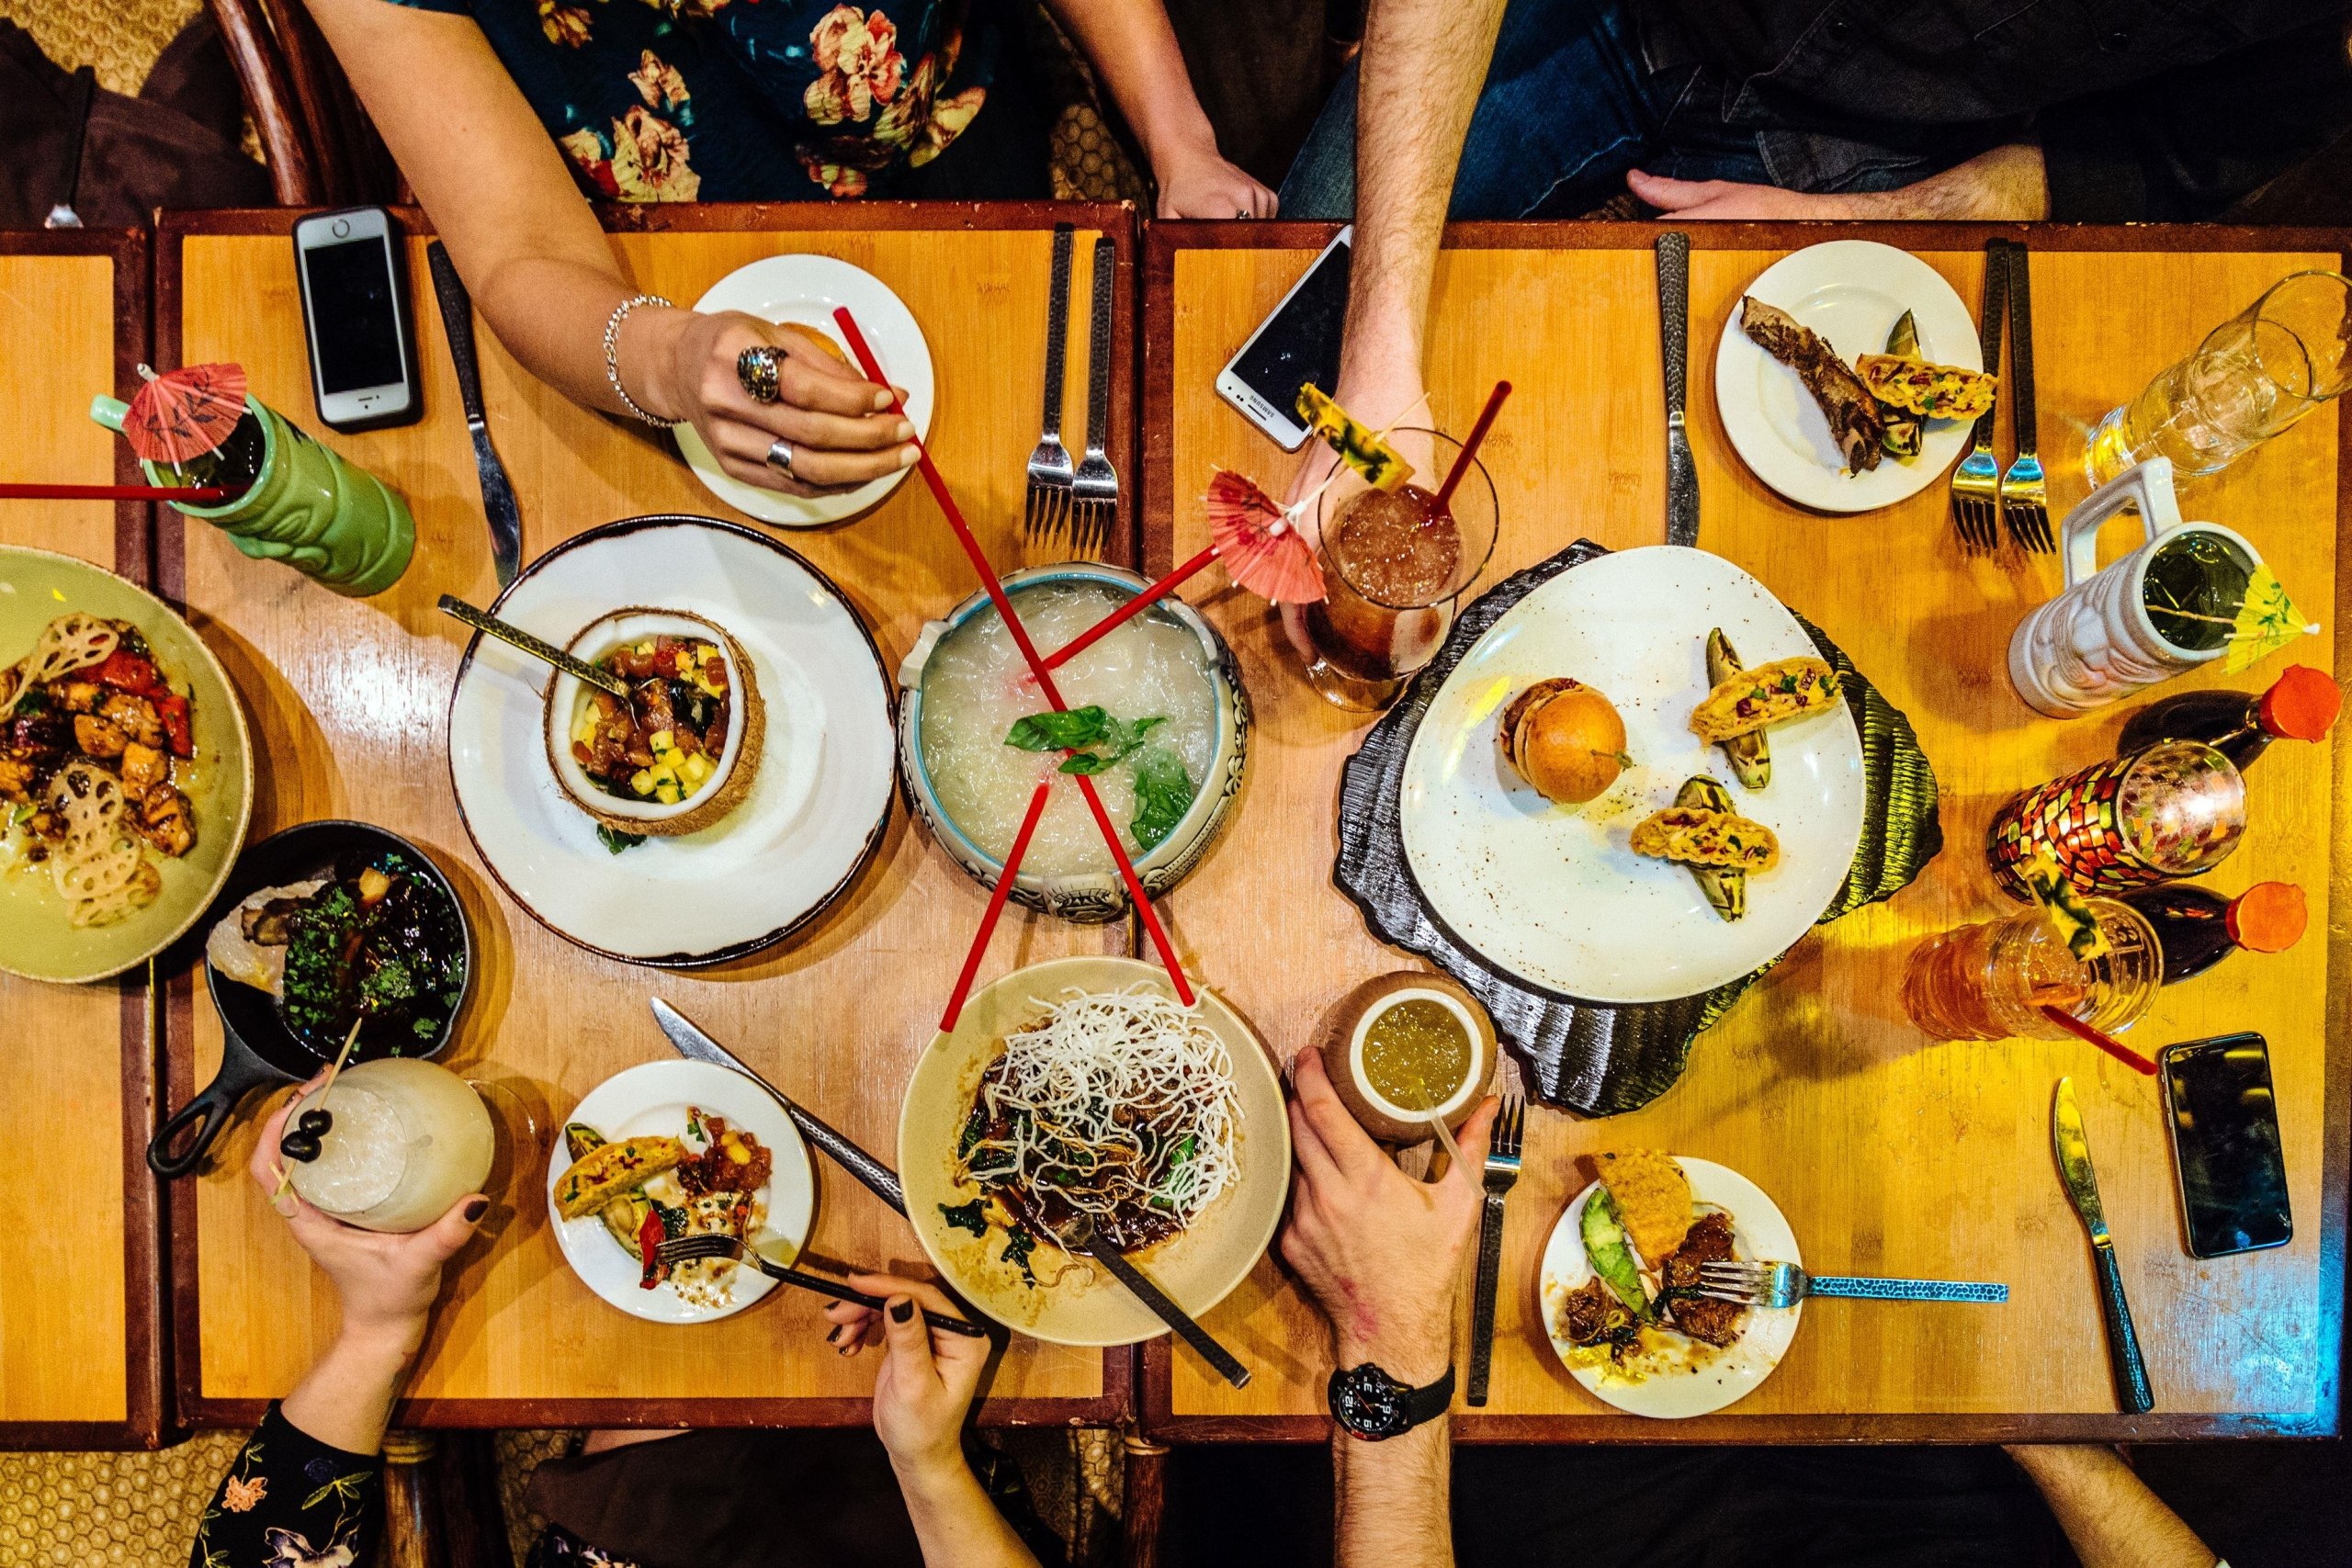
1204, 468, 1323, 604
123, 362, 248, 467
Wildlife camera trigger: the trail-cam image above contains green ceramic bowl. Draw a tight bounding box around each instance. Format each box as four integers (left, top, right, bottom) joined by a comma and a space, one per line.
0, 547, 254, 983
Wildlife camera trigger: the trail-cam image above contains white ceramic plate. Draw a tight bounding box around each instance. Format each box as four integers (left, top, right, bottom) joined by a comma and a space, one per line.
1714, 240, 1981, 513
674, 254, 934, 527
1399, 547, 1864, 1004
548, 1059, 815, 1324
1539, 1156, 1802, 1419
447, 516, 894, 965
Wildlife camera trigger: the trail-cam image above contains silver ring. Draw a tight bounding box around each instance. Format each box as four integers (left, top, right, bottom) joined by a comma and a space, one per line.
765, 438, 795, 477
737, 345, 782, 404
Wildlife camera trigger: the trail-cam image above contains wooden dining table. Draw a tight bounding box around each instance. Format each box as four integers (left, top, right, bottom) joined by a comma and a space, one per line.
1138, 220, 2348, 1443
154, 203, 1140, 1429
7, 207, 2346, 1457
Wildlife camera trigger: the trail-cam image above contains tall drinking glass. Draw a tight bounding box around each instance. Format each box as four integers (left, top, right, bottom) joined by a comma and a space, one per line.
1901, 901, 2164, 1043
1280, 430, 1499, 711
2085, 271, 2352, 487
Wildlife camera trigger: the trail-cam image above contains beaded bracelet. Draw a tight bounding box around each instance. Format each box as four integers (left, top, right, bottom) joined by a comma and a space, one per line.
602, 293, 674, 426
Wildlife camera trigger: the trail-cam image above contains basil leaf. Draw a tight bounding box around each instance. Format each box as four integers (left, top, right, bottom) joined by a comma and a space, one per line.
595, 825, 648, 854
1058, 750, 1116, 775
1005, 705, 1112, 751
1128, 745, 1196, 852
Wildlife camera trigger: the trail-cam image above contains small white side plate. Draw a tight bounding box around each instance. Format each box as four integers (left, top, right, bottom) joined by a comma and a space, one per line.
674, 254, 934, 527
1539, 1156, 1803, 1419
1399, 547, 1864, 1004
1714, 239, 1980, 513
548, 1059, 815, 1325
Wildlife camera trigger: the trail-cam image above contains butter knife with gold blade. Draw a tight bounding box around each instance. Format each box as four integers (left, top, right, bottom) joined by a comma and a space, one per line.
2052, 1077, 2154, 1413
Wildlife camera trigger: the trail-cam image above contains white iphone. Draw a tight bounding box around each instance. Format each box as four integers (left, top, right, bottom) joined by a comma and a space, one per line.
1216, 225, 1351, 450
291, 207, 421, 433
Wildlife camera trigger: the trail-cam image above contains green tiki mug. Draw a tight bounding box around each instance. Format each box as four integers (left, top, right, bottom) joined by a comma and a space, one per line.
91, 393, 413, 596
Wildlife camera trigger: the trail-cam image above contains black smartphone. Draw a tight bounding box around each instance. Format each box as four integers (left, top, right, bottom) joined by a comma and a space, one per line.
2161, 1032, 2291, 1258
1216, 225, 1351, 450
291, 206, 422, 433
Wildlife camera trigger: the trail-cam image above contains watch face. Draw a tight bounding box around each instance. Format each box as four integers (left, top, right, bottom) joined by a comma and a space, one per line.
1330, 1364, 1411, 1438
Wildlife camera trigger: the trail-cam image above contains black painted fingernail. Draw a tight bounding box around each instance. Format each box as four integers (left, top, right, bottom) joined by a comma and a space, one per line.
890, 1300, 915, 1323
463, 1198, 489, 1223
837, 1344, 854, 1356
825, 1325, 842, 1344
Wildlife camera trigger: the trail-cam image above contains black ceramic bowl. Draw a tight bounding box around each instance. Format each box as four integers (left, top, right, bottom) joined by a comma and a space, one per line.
146, 820, 474, 1178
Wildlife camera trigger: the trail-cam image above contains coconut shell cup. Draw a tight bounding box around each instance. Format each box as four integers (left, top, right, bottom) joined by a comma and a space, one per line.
545, 607, 764, 838
1320, 972, 1498, 1145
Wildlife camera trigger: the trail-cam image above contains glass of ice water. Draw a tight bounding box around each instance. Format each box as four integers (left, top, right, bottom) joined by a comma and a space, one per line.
2086, 271, 2352, 487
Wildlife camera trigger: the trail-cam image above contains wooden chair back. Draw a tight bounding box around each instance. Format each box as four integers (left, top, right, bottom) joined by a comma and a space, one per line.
205, 0, 400, 206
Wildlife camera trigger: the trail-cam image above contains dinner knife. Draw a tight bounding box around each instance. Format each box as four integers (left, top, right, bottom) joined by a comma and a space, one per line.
1656, 231, 1699, 548
2052, 1077, 2154, 1414
650, 998, 907, 1216
425, 241, 524, 587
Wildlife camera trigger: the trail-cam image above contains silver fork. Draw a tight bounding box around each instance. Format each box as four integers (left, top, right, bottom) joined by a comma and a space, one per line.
653, 1234, 990, 1337
1696, 1259, 2009, 1309
1069, 236, 1120, 558
1023, 223, 1077, 544
1996, 238, 2052, 552
1950, 239, 2007, 554
1464, 1094, 1525, 1406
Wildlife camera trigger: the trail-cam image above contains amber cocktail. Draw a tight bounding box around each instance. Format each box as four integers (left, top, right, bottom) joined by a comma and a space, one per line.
1281, 429, 1498, 710
1901, 901, 2164, 1043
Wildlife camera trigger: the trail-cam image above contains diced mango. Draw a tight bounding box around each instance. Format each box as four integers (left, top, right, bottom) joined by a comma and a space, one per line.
629, 768, 654, 795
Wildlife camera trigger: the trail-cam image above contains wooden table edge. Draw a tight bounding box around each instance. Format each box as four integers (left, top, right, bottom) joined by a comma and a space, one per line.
1136, 219, 2352, 1444
0, 228, 171, 1450
153, 206, 1146, 1429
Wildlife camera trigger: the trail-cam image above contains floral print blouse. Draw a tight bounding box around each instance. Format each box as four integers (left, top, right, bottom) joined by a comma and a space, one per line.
386, 0, 1004, 199
190, 1406, 379, 1568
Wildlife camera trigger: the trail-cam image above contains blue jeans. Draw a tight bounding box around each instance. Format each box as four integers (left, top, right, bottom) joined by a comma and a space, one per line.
1280, 0, 1946, 220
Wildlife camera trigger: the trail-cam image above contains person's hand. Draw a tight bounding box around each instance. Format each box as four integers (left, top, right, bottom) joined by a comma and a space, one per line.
1281, 1045, 1497, 1386
249, 1079, 487, 1358
821, 1272, 993, 1476
1154, 139, 1277, 219
1626, 169, 1873, 220
639, 307, 918, 498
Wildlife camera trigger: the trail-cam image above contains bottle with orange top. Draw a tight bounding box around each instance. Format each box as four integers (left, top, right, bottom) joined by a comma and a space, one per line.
2116, 881, 2309, 984
2115, 664, 2341, 773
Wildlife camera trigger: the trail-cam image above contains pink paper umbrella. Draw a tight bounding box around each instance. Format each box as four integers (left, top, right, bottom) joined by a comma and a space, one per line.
122, 363, 248, 468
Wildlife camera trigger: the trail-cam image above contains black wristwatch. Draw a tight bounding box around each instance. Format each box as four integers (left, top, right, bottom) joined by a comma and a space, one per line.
1328, 1361, 1455, 1440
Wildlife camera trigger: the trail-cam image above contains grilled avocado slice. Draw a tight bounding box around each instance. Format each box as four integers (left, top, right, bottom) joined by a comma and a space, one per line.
562, 1121, 657, 1255
1704, 628, 1771, 790
1675, 775, 1747, 922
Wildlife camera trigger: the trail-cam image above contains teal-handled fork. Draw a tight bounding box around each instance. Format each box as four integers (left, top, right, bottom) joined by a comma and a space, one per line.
1698, 1259, 2008, 1308
1948, 239, 2008, 553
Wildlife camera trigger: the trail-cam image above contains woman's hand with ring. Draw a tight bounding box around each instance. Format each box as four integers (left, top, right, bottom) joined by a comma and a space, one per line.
644, 308, 917, 497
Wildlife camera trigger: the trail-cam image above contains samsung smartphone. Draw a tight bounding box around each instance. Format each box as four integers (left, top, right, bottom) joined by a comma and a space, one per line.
1216, 226, 1351, 449
291, 207, 421, 432
2161, 1032, 2292, 1258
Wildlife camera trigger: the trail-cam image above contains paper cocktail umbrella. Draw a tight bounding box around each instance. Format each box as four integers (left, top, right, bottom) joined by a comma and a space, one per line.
122, 362, 248, 468
1205, 468, 1324, 604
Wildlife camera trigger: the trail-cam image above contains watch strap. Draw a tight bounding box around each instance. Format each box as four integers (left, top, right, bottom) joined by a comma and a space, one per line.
1401, 1363, 1456, 1427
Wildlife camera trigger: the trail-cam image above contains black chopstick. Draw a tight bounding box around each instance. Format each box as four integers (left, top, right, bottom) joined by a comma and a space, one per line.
778, 1264, 991, 1337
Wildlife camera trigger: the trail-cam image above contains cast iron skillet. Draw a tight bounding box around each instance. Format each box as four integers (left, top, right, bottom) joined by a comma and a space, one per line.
146, 820, 474, 1179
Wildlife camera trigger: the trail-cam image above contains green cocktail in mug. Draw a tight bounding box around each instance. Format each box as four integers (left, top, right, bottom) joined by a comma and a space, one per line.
91, 392, 413, 597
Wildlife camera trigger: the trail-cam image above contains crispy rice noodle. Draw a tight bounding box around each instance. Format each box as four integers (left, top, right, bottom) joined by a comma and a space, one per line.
956, 987, 1241, 1275
46, 761, 160, 926
0, 614, 119, 721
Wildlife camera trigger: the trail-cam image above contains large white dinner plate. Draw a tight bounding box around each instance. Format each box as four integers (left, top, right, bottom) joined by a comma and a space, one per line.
1714, 240, 1981, 513
1399, 547, 1864, 1004
548, 1059, 815, 1325
1539, 1156, 1802, 1419
675, 254, 934, 527
447, 516, 894, 964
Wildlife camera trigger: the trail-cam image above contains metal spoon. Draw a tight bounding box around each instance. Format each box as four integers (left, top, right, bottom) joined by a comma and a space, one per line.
437, 594, 630, 698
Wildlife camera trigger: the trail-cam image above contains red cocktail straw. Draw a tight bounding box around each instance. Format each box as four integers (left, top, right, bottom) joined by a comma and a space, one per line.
834, 306, 1195, 1008
942, 776, 1053, 1031
2037, 1006, 2157, 1076
1433, 380, 1511, 513
1038, 544, 1217, 673
0, 482, 234, 502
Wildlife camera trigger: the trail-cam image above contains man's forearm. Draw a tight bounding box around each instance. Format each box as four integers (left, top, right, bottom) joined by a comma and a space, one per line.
2006, 1445, 2218, 1568
1860, 143, 2050, 220
1333, 1423, 1453, 1568
1338, 0, 1510, 402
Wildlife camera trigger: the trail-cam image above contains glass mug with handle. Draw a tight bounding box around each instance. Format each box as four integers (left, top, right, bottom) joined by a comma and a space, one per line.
2085, 270, 2352, 488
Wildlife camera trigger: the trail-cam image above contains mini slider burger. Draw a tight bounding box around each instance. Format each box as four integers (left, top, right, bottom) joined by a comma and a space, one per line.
1499, 678, 1631, 806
